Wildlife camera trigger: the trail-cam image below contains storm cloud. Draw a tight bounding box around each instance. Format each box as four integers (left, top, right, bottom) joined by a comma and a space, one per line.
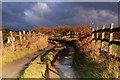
2, 2, 118, 31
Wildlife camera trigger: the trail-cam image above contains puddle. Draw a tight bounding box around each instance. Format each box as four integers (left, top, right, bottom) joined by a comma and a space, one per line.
54, 45, 80, 78
55, 65, 71, 70
63, 59, 72, 65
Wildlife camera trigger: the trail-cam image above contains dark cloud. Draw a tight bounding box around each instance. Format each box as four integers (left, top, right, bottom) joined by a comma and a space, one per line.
2, 2, 118, 31
2, 2, 35, 30
3, 2, 36, 15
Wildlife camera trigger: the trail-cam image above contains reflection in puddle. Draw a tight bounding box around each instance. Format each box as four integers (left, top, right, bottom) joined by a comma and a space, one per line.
55, 65, 71, 70
63, 59, 72, 65
54, 46, 79, 78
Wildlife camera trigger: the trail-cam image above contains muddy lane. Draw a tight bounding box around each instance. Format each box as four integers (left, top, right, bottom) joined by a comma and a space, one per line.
46, 44, 80, 79
2, 44, 55, 78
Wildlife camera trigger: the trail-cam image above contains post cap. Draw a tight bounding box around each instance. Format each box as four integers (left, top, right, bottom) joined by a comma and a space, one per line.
110, 23, 114, 29
92, 28, 95, 31
96, 27, 99, 30
102, 25, 105, 29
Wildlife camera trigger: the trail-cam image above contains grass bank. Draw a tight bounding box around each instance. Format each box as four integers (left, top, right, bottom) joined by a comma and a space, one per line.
20, 40, 66, 78
75, 41, 119, 78
2, 36, 48, 66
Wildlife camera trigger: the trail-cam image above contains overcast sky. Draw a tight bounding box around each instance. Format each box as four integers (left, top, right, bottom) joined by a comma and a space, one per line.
2, 2, 118, 31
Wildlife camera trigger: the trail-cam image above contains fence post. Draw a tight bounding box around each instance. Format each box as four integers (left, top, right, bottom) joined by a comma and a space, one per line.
89, 27, 92, 36
29, 31, 31, 39
100, 25, 105, 52
10, 31, 15, 51
32, 31, 34, 37
108, 23, 114, 54
0, 30, 3, 53
23, 30, 26, 40
96, 27, 99, 39
0, 29, 3, 79
95, 27, 99, 44
32, 32, 35, 41
13, 37, 15, 42
27, 32, 29, 40
34, 32, 36, 39
38, 32, 40, 38
7, 37, 10, 43
92, 28, 95, 42
19, 31, 22, 43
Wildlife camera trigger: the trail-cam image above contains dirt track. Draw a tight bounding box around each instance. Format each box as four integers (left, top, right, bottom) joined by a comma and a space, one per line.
2, 42, 80, 79
2, 43, 55, 78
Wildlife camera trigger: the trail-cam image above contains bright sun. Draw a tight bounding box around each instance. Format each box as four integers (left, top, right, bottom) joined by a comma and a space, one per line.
24, 11, 28, 16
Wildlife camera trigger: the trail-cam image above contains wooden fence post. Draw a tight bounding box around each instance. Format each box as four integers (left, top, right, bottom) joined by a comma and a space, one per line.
32, 31, 34, 38
7, 37, 10, 43
13, 37, 15, 42
23, 30, 26, 40
19, 31, 22, 43
0, 30, 3, 53
77, 32, 78, 35
27, 32, 29, 40
0, 29, 3, 79
108, 23, 114, 54
96, 27, 99, 39
34, 32, 36, 39
32, 32, 36, 41
92, 28, 95, 42
95, 27, 99, 44
10, 31, 15, 51
100, 25, 105, 52
38, 32, 40, 38
29, 31, 31, 39
90, 27, 92, 36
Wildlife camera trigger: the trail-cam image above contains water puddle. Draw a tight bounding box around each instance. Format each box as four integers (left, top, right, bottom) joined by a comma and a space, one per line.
55, 65, 71, 70
55, 46, 80, 78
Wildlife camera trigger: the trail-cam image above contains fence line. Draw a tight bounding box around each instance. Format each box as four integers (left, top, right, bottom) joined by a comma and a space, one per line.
4, 31, 44, 51
2, 23, 120, 53
91, 23, 120, 55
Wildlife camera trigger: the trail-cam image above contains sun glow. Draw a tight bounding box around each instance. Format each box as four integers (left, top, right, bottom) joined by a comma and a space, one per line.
24, 11, 28, 16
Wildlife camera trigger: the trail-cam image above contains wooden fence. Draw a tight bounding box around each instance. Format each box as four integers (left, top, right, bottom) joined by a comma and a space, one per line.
91, 23, 120, 55
1, 23, 120, 53
5, 30, 44, 51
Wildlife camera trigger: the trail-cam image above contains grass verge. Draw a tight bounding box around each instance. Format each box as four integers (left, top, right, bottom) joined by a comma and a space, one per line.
76, 41, 119, 78
2, 36, 48, 66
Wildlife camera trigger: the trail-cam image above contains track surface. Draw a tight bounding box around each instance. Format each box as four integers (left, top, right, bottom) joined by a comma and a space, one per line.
2, 43, 55, 78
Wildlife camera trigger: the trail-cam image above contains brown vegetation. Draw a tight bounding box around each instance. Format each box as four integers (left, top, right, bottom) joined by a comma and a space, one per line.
32, 25, 91, 36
